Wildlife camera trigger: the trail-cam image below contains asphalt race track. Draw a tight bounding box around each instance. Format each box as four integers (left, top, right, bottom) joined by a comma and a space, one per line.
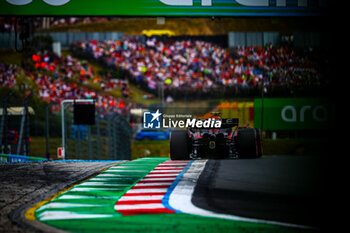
192, 156, 326, 229
0, 161, 122, 233
0, 155, 327, 233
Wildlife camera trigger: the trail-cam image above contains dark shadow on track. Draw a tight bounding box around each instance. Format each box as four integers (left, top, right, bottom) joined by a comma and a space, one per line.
192, 155, 327, 230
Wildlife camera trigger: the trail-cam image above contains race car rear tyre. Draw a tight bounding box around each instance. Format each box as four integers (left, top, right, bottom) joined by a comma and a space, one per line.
170, 130, 190, 160
236, 128, 259, 159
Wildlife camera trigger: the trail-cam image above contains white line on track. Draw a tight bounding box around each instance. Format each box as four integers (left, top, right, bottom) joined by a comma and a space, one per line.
149, 170, 182, 173
77, 182, 130, 186
139, 177, 176, 181
115, 203, 164, 210
144, 174, 179, 177
57, 195, 118, 200
126, 188, 168, 194
95, 174, 138, 177
159, 164, 188, 166
105, 170, 148, 173
70, 187, 125, 191
134, 182, 172, 186
118, 195, 164, 201
37, 211, 116, 221
89, 178, 135, 181
38, 203, 107, 210
107, 167, 149, 170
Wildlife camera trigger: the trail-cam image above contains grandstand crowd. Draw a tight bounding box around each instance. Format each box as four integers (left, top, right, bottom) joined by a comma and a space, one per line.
1, 36, 327, 114
0, 53, 130, 116
72, 37, 325, 98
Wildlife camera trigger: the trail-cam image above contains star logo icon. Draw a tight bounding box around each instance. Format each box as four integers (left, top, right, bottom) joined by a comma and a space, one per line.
143, 109, 162, 129
150, 109, 162, 122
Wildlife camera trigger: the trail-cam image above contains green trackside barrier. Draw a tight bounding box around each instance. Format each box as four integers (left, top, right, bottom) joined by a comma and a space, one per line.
254, 98, 332, 131
0, 0, 323, 16
0, 153, 47, 163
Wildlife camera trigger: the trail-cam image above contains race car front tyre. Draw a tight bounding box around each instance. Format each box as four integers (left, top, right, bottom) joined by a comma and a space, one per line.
236, 128, 260, 159
170, 130, 190, 160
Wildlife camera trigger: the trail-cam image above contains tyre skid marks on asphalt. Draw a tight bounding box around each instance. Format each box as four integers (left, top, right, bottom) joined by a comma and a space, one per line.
114, 160, 190, 215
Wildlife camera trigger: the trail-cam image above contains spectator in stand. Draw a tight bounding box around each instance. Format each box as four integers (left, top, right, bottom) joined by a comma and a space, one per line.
0, 63, 20, 88
72, 37, 325, 98
0, 50, 131, 118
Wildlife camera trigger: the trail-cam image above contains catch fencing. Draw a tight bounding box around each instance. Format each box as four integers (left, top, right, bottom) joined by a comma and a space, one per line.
228, 31, 322, 47
64, 112, 132, 160
0, 32, 124, 48
0, 31, 323, 49
0, 93, 132, 160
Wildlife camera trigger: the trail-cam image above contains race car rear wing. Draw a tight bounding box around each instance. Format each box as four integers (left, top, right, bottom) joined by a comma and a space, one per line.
221, 118, 239, 128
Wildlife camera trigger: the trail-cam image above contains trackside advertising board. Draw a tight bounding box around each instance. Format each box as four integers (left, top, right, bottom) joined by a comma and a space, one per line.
254, 98, 331, 130
1, 0, 324, 16
0, 153, 47, 163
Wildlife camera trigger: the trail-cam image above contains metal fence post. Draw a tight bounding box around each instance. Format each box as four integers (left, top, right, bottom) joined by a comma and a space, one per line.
45, 103, 50, 158
113, 115, 118, 160
96, 113, 101, 160
77, 125, 81, 160
107, 114, 113, 160
0, 97, 7, 153
0, 91, 12, 154
45, 101, 55, 158
88, 126, 92, 160
25, 99, 30, 156
17, 97, 30, 155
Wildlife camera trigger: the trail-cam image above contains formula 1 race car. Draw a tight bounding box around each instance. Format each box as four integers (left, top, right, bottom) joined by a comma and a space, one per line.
170, 113, 262, 160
